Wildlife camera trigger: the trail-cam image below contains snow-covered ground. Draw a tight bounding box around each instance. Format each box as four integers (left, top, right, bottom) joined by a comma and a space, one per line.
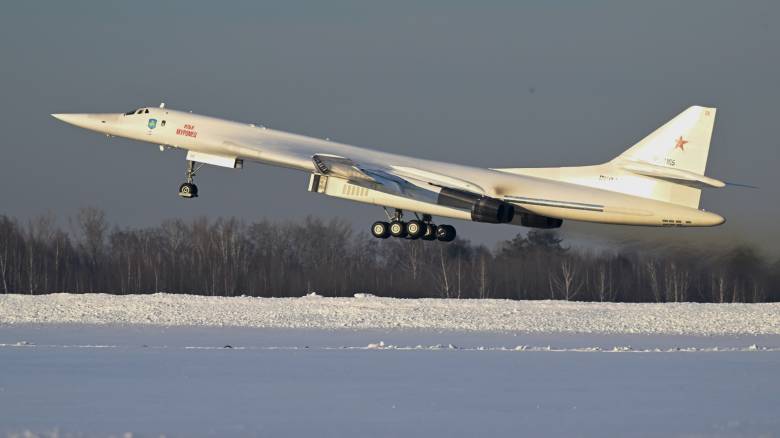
2, 293, 779, 335
1, 295, 779, 437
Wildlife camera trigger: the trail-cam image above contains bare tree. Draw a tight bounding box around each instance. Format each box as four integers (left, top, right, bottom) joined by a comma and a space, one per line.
595, 261, 615, 302
478, 253, 488, 299
433, 246, 451, 298
0, 217, 19, 294
75, 207, 108, 292
644, 259, 662, 302
0, 211, 774, 303
549, 257, 583, 301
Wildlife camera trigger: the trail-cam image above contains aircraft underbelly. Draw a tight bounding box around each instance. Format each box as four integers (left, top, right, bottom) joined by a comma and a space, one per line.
310, 174, 472, 221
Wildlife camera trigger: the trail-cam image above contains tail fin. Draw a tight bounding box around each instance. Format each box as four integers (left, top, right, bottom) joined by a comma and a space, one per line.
614, 106, 716, 175
494, 106, 720, 210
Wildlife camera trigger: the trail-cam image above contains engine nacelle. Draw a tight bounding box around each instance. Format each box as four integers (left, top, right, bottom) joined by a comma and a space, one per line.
437, 188, 515, 224
471, 197, 515, 224
519, 213, 563, 229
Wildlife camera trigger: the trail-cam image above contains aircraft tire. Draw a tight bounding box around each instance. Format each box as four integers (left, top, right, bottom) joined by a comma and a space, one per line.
422, 224, 437, 241
436, 224, 456, 242
178, 182, 198, 198
406, 220, 425, 239
389, 221, 407, 238
371, 221, 391, 239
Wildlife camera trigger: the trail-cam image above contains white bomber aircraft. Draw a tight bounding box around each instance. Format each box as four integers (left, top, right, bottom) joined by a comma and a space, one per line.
52, 104, 726, 242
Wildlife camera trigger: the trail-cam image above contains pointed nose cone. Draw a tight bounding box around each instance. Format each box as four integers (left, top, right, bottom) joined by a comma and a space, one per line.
52, 113, 92, 129
51, 113, 118, 133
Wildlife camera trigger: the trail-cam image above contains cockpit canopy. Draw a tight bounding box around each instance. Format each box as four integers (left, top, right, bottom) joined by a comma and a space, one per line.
124, 108, 150, 116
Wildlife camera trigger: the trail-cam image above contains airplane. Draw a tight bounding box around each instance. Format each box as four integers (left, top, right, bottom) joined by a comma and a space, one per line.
52, 104, 726, 242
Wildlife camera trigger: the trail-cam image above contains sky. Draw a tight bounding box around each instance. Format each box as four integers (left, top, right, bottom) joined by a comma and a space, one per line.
0, 1, 778, 254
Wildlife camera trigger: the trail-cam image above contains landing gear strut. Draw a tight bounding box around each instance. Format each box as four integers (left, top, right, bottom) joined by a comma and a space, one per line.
370, 210, 456, 242
178, 160, 203, 198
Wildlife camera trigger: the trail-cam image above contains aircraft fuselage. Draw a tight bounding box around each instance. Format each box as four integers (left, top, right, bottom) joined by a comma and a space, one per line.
52, 106, 726, 232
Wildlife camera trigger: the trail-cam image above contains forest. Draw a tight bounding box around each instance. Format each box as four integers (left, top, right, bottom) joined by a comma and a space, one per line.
0, 208, 777, 302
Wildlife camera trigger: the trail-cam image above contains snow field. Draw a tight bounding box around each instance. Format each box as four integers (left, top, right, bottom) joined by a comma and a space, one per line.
1, 293, 779, 335
1, 325, 779, 438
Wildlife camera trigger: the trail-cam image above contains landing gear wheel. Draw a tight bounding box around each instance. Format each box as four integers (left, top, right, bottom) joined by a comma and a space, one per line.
179, 160, 202, 199
371, 221, 391, 239
406, 220, 425, 239
422, 223, 437, 241
389, 221, 407, 238
436, 224, 456, 242
178, 182, 198, 198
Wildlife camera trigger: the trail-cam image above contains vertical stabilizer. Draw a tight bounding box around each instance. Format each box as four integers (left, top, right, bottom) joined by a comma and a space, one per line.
614, 106, 716, 175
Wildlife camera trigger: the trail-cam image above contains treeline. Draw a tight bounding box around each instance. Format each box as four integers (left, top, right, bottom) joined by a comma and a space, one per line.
0, 208, 778, 302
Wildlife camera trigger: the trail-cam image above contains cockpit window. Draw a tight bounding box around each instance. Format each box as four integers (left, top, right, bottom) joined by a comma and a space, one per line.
123, 108, 151, 116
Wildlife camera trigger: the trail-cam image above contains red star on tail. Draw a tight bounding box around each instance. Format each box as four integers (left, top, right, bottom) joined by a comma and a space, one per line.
675, 136, 688, 151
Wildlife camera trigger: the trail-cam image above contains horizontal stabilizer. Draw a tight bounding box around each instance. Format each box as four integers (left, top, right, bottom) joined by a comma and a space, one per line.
619, 161, 725, 189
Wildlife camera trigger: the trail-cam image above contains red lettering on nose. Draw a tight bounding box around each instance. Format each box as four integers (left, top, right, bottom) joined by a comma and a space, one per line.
176, 125, 198, 138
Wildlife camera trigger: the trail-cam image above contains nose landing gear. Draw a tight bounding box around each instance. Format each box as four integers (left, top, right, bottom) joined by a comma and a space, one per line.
178, 160, 203, 198
370, 210, 456, 242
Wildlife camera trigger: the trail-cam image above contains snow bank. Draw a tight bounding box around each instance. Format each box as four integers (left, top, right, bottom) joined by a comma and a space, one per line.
1, 293, 778, 335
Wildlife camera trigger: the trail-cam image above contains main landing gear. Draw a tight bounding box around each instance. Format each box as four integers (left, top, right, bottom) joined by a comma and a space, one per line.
371, 210, 456, 242
178, 160, 203, 198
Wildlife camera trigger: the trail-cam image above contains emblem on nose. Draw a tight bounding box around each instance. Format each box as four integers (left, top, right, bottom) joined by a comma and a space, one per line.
148, 118, 157, 129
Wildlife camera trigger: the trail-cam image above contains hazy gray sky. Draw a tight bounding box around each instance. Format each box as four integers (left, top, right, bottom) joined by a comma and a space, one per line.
1, 1, 778, 253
